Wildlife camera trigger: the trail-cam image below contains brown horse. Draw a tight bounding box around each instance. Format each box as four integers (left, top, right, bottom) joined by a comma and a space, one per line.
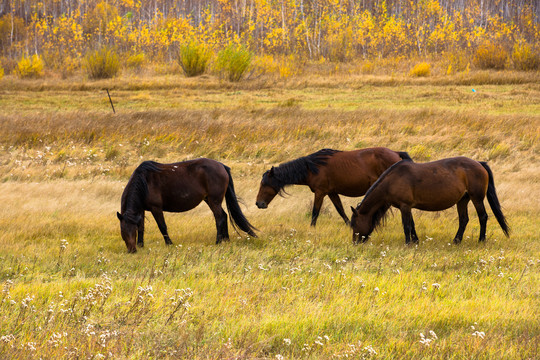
255, 148, 411, 226
350, 157, 509, 244
117, 159, 257, 253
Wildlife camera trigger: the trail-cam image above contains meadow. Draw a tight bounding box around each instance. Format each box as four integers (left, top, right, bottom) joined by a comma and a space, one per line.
0, 71, 539, 359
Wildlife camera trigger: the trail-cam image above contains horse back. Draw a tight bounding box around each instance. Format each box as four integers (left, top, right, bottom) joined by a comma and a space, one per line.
386, 157, 489, 210
311, 147, 403, 196
146, 159, 229, 212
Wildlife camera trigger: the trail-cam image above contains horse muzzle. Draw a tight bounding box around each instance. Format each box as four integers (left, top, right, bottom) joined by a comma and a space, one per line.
255, 201, 268, 209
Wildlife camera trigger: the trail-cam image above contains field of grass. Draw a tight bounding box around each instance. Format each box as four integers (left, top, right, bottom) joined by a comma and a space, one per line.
0, 71, 539, 359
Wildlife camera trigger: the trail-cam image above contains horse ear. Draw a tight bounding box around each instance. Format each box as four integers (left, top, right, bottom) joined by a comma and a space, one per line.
350, 206, 359, 216
269, 166, 275, 176
117, 212, 123, 221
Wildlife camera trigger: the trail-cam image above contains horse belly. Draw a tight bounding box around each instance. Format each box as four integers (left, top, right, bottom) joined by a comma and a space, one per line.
331, 177, 372, 197
413, 191, 464, 211
162, 193, 205, 213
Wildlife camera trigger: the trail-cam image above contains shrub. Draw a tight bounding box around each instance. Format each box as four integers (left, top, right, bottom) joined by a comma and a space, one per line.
126, 53, 145, 70
15, 54, 44, 78
361, 61, 375, 74
473, 41, 508, 70
85, 47, 120, 79
0, 65, 3, 79
409, 62, 430, 77
444, 50, 471, 74
252, 55, 278, 76
177, 41, 211, 77
60, 56, 80, 79
215, 44, 253, 82
512, 42, 539, 71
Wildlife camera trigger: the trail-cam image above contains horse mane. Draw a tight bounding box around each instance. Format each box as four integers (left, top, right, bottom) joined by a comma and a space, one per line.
357, 159, 410, 234
362, 158, 410, 201
121, 161, 162, 223
271, 149, 341, 190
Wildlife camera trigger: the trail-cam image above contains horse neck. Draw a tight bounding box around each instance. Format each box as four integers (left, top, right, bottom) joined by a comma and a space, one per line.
358, 181, 390, 229
274, 161, 309, 186
121, 173, 147, 216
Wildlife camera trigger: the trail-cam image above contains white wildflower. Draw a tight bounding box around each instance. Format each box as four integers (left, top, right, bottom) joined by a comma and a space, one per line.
472, 331, 485, 339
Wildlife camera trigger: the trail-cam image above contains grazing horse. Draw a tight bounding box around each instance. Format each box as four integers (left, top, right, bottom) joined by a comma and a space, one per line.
117, 159, 257, 253
350, 157, 509, 244
255, 148, 411, 226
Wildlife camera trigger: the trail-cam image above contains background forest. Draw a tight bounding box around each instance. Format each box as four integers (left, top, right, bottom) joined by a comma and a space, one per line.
0, 0, 539, 79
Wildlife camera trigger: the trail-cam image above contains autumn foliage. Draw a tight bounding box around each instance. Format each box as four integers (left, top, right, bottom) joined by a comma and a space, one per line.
0, 0, 539, 77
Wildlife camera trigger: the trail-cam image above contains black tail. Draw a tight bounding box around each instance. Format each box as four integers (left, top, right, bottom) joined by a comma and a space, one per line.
480, 162, 510, 237
398, 151, 413, 161
223, 165, 258, 237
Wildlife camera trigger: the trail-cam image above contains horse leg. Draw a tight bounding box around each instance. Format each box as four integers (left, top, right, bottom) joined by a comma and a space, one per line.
205, 199, 229, 244
328, 193, 350, 225
137, 212, 145, 247
453, 194, 470, 244
310, 192, 325, 226
471, 197, 488, 242
150, 209, 173, 245
410, 218, 419, 243
400, 206, 414, 244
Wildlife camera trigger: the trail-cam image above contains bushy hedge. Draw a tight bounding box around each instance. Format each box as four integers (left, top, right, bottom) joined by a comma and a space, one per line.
85, 47, 120, 79
177, 41, 211, 77
215, 44, 253, 82
16, 54, 44, 78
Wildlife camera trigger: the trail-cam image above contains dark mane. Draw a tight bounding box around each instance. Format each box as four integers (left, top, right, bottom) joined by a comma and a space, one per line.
271, 149, 341, 189
356, 159, 410, 234
121, 161, 162, 223
362, 158, 410, 201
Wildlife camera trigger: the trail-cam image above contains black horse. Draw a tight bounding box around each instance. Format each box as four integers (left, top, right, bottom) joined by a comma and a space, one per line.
117, 159, 257, 252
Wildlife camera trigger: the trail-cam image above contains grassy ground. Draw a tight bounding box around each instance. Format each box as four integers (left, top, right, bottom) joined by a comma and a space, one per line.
0, 71, 539, 359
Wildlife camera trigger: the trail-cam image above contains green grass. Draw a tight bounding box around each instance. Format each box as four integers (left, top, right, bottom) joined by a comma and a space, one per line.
0, 72, 539, 359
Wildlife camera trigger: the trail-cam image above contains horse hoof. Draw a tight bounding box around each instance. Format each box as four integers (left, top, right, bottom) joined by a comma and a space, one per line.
137, 243, 144, 248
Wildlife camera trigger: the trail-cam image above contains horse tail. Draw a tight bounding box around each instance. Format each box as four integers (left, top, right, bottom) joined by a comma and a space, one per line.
223, 165, 258, 237
397, 151, 413, 161
480, 162, 510, 237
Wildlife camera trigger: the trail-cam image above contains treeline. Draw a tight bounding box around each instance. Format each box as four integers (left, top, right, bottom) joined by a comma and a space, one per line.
0, 0, 539, 74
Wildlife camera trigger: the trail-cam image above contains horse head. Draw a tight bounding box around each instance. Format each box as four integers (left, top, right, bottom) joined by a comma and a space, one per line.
255, 167, 281, 209
117, 212, 141, 253
350, 206, 372, 244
